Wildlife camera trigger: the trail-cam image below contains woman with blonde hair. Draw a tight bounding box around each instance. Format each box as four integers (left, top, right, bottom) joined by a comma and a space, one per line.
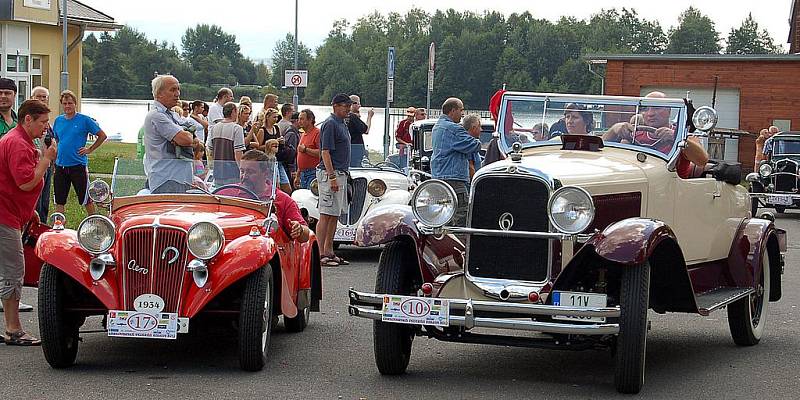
245, 107, 279, 152
238, 104, 252, 134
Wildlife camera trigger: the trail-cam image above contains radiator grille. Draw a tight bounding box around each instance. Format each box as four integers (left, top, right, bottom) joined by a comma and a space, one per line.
121, 226, 189, 313
773, 159, 798, 193
467, 176, 550, 282
339, 177, 368, 226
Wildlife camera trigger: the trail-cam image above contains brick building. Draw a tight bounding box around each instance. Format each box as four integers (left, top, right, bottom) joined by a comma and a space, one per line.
587, 54, 800, 171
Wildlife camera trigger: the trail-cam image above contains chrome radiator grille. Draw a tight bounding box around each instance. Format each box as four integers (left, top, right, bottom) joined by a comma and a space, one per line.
339, 177, 367, 226
467, 175, 551, 282
121, 226, 189, 313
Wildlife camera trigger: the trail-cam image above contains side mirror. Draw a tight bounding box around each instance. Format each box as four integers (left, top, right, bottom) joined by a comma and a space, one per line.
263, 215, 279, 235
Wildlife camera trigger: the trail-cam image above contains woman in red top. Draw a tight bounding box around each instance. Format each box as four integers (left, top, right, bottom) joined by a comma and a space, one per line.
0, 100, 56, 346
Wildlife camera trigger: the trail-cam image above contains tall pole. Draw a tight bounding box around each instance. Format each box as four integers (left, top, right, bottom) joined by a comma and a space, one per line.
293, 0, 299, 109
60, 0, 68, 93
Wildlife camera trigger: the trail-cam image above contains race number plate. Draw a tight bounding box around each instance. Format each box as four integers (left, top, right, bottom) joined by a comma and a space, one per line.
551, 291, 608, 323
334, 226, 357, 242
766, 195, 792, 206
382, 295, 449, 327
107, 310, 179, 339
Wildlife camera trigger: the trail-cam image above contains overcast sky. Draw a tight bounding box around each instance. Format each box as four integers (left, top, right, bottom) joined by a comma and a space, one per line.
79, 0, 794, 61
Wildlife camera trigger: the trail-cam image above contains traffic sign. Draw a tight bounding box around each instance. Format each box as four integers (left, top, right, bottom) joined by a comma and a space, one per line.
387, 78, 394, 102
284, 70, 308, 88
387, 47, 396, 79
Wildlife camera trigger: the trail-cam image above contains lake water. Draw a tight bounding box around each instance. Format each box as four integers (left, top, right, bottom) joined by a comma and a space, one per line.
82, 98, 404, 155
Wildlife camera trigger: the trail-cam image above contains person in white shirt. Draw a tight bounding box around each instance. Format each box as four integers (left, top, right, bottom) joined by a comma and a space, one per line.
207, 87, 233, 126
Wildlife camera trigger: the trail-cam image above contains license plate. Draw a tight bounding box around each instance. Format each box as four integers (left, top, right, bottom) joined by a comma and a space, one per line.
107, 310, 179, 339
382, 295, 450, 327
551, 291, 608, 323
766, 195, 793, 206
334, 226, 357, 242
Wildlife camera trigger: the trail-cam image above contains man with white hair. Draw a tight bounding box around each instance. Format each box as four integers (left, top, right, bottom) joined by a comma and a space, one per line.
143, 75, 197, 193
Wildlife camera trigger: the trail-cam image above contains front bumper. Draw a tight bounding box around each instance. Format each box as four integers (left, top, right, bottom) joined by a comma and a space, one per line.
348, 289, 621, 335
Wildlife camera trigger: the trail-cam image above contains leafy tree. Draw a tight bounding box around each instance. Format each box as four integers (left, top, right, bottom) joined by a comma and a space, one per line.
270, 33, 314, 102
726, 13, 782, 54
88, 32, 133, 98
667, 7, 721, 54
182, 24, 256, 85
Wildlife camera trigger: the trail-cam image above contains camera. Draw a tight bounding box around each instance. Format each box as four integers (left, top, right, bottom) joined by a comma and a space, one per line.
44, 131, 52, 147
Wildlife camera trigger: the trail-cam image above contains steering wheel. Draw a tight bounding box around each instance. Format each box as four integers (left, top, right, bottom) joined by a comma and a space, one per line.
212, 184, 260, 201
630, 125, 663, 148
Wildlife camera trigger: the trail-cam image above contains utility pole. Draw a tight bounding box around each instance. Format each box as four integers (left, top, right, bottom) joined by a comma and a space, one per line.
293, 0, 299, 109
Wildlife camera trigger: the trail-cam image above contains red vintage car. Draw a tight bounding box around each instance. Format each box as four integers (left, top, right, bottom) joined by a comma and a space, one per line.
25, 159, 321, 371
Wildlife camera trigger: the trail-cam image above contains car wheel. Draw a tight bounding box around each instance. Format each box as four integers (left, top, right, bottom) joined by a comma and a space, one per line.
728, 250, 770, 346
238, 265, 273, 371
39, 264, 81, 368
284, 302, 310, 333
614, 262, 650, 394
373, 241, 417, 375
774, 206, 786, 214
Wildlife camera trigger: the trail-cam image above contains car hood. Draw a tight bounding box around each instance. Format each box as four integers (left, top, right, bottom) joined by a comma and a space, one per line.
496, 147, 650, 191
111, 202, 264, 239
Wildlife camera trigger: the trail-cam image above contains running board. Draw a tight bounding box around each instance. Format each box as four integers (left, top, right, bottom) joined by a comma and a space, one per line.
696, 287, 754, 316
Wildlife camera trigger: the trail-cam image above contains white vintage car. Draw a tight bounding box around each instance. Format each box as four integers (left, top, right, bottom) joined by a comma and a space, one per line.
292, 165, 412, 246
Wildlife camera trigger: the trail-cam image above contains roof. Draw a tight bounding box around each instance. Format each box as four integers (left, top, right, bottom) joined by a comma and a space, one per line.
63, 0, 121, 31
585, 54, 800, 63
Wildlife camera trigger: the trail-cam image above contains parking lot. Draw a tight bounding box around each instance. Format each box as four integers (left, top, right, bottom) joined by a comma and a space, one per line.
2, 214, 799, 399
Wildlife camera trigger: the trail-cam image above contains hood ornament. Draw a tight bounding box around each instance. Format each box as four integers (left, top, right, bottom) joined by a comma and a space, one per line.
498, 212, 514, 231
510, 142, 523, 162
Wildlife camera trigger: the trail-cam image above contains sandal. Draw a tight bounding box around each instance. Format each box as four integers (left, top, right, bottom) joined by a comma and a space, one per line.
4, 330, 41, 346
320, 256, 339, 267
332, 256, 350, 265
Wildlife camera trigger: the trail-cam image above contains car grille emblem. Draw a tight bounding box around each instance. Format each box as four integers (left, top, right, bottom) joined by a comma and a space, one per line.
128, 260, 149, 275
161, 246, 180, 265
498, 212, 514, 231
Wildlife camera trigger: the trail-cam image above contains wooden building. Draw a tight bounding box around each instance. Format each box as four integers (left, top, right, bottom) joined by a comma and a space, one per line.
587, 54, 800, 171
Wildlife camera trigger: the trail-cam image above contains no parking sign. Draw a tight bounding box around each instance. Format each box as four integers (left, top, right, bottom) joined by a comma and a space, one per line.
284, 70, 308, 88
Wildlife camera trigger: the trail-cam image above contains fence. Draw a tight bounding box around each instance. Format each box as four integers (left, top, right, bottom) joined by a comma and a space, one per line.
382, 106, 492, 156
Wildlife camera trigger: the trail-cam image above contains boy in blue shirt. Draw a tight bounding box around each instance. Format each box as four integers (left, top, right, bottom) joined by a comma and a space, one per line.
52, 90, 106, 216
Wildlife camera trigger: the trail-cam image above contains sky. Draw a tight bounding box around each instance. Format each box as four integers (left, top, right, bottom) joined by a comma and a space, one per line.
79, 0, 794, 61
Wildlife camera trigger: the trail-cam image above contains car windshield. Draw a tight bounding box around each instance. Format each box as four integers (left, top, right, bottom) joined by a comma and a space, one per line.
111, 158, 279, 202
498, 95, 686, 159
773, 139, 800, 156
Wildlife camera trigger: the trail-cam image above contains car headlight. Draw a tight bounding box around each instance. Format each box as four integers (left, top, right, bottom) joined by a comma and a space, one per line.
77, 215, 115, 254
368, 179, 387, 197
548, 186, 595, 234
88, 179, 111, 204
692, 106, 718, 132
759, 163, 772, 178
187, 222, 224, 260
412, 179, 457, 227
310, 179, 319, 196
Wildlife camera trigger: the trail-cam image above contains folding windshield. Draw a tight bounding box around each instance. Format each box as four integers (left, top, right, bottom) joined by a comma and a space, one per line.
773, 139, 800, 156
498, 95, 686, 159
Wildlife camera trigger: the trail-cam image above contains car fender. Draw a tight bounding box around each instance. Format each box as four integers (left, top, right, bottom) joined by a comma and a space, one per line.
183, 235, 276, 317
292, 189, 320, 221
586, 217, 678, 266
35, 230, 121, 310
377, 189, 412, 207
728, 218, 783, 301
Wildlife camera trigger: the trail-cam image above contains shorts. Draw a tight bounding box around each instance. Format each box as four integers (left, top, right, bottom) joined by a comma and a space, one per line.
299, 169, 316, 189
0, 224, 24, 301
54, 164, 91, 206
317, 169, 347, 217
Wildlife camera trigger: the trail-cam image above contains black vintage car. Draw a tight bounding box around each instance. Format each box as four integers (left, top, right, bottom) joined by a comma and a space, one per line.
748, 131, 800, 215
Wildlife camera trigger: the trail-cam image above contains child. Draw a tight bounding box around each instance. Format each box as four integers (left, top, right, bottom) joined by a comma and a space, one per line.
193, 141, 207, 180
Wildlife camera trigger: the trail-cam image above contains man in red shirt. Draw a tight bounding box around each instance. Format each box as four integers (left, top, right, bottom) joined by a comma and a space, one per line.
295, 109, 320, 189
395, 107, 415, 169
0, 99, 56, 346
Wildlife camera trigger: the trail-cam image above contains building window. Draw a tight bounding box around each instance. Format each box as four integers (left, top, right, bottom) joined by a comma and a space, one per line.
773, 119, 791, 132
7, 54, 29, 73
31, 56, 41, 88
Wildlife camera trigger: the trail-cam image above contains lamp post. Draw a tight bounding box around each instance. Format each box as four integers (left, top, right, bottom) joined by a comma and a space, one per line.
60, 0, 68, 93
293, 0, 299, 109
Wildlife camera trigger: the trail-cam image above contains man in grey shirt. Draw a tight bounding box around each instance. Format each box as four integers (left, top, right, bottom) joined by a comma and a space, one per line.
144, 75, 197, 194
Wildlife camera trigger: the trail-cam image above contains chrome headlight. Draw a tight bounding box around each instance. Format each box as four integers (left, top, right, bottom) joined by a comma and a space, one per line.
548, 186, 595, 234
759, 163, 773, 178
367, 179, 387, 197
187, 222, 224, 260
310, 179, 319, 196
692, 106, 718, 132
77, 215, 115, 254
412, 179, 457, 227
88, 179, 111, 204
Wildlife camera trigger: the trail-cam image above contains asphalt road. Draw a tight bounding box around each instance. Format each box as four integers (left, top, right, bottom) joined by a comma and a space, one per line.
2, 215, 800, 400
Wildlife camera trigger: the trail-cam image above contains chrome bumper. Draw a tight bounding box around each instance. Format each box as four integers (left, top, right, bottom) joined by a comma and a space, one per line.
348, 288, 621, 335
750, 193, 800, 199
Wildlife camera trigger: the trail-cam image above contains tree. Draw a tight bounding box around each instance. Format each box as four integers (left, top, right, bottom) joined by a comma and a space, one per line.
182, 24, 258, 85
270, 33, 314, 102
667, 7, 721, 54
726, 13, 781, 54
88, 32, 133, 98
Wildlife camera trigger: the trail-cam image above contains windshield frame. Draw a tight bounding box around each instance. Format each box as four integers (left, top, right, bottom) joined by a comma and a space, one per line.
771, 137, 800, 157
497, 92, 688, 161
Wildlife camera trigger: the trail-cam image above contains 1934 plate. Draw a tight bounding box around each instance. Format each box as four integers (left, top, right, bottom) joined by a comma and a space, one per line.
382, 295, 450, 327
107, 310, 179, 339
552, 291, 608, 323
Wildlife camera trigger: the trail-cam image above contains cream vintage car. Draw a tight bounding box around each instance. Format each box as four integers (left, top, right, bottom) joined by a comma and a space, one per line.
291, 164, 412, 246
348, 92, 786, 394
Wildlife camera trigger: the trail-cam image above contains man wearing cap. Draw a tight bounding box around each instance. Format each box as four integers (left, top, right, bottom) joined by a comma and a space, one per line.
0, 78, 18, 139
316, 94, 352, 267
395, 107, 415, 169
346, 94, 374, 167
431, 97, 480, 227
